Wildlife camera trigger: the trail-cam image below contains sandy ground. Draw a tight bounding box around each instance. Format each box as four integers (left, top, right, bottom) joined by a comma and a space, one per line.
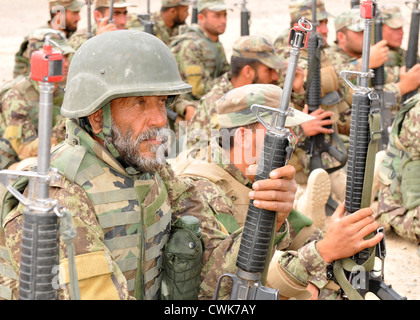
0, 0, 419, 300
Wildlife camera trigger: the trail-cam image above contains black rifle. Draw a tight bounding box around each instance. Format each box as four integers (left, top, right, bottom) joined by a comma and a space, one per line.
371, 10, 397, 151
335, 1, 406, 300
213, 18, 312, 300
191, 0, 198, 24
137, 0, 154, 34
302, 0, 347, 214
402, 1, 420, 102
239, 0, 250, 36
108, 0, 115, 24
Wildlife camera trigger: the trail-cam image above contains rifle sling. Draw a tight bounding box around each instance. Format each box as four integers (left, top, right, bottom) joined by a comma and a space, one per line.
333, 107, 381, 300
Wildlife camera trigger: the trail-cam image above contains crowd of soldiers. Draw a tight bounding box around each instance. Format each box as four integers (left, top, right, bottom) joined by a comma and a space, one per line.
0, 0, 418, 301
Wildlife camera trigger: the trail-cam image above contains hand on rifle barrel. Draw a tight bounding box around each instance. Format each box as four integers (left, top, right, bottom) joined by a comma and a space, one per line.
316, 201, 383, 263
97, 16, 118, 35
398, 64, 420, 96
367, 39, 389, 69
301, 104, 334, 136
247, 164, 297, 232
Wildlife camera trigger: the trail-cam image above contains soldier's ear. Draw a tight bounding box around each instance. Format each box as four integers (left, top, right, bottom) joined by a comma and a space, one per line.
88, 109, 104, 134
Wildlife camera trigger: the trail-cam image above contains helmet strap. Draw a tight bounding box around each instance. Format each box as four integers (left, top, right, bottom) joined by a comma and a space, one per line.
93, 102, 120, 159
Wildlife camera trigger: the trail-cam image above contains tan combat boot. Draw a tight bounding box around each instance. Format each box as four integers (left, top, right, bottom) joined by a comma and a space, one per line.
296, 168, 331, 229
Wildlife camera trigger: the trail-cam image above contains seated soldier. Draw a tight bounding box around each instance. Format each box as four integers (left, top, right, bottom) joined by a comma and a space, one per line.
0, 29, 74, 169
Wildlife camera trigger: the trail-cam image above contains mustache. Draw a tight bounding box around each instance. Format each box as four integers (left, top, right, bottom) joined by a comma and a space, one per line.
136, 127, 170, 144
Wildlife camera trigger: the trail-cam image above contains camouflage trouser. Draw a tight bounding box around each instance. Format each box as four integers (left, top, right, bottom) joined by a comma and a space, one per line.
376, 184, 420, 244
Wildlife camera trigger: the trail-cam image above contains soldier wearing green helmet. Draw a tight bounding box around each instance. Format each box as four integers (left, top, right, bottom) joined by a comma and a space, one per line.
0, 28, 74, 170
127, 0, 192, 46
0, 30, 306, 300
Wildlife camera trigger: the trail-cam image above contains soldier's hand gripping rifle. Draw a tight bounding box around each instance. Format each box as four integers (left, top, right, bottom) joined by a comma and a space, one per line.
213, 18, 312, 300
402, 1, 420, 103
302, 0, 347, 174
371, 9, 397, 151
0, 37, 79, 300
334, 1, 406, 300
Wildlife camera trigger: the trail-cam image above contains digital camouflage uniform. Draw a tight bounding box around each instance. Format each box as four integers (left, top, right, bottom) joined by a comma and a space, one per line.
171, 84, 340, 299
324, 8, 402, 109
126, 0, 191, 47
186, 35, 287, 150
169, 0, 230, 103
274, 0, 350, 188
380, 4, 420, 99
376, 93, 420, 244
12, 0, 84, 78
0, 30, 324, 301
0, 29, 75, 167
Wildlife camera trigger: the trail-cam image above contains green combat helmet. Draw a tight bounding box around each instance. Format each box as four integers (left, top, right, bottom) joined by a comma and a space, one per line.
61, 30, 192, 157
61, 30, 192, 118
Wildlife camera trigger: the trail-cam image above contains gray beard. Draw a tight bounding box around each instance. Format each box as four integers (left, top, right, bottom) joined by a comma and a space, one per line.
106, 122, 169, 173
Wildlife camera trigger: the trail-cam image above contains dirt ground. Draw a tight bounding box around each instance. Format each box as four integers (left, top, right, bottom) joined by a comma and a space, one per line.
0, 0, 418, 300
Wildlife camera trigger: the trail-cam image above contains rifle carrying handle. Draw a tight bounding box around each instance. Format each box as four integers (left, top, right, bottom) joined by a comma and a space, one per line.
236, 132, 289, 273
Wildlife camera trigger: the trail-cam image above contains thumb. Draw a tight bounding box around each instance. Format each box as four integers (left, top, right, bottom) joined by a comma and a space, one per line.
302, 104, 309, 114
331, 201, 346, 221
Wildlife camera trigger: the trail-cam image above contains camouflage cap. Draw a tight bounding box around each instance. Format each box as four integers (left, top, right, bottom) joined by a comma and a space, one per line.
231, 35, 286, 70
95, 0, 137, 9
380, 4, 404, 29
198, 0, 229, 12
162, 0, 192, 7
217, 84, 315, 128
49, 0, 84, 11
334, 7, 364, 32
288, 0, 332, 22
28, 28, 75, 56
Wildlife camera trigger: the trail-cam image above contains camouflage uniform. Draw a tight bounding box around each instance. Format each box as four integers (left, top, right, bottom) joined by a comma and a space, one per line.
13, 0, 84, 78
0, 29, 74, 166
273, 0, 349, 193
169, 0, 230, 103
126, 0, 191, 46
172, 84, 340, 299
186, 35, 286, 150
0, 30, 316, 301
376, 93, 420, 244
325, 8, 402, 108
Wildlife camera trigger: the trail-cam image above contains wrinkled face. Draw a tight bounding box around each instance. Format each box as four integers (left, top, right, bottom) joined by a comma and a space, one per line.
200, 10, 227, 36
382, 25, 404, 48
109, 96, 170, 172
